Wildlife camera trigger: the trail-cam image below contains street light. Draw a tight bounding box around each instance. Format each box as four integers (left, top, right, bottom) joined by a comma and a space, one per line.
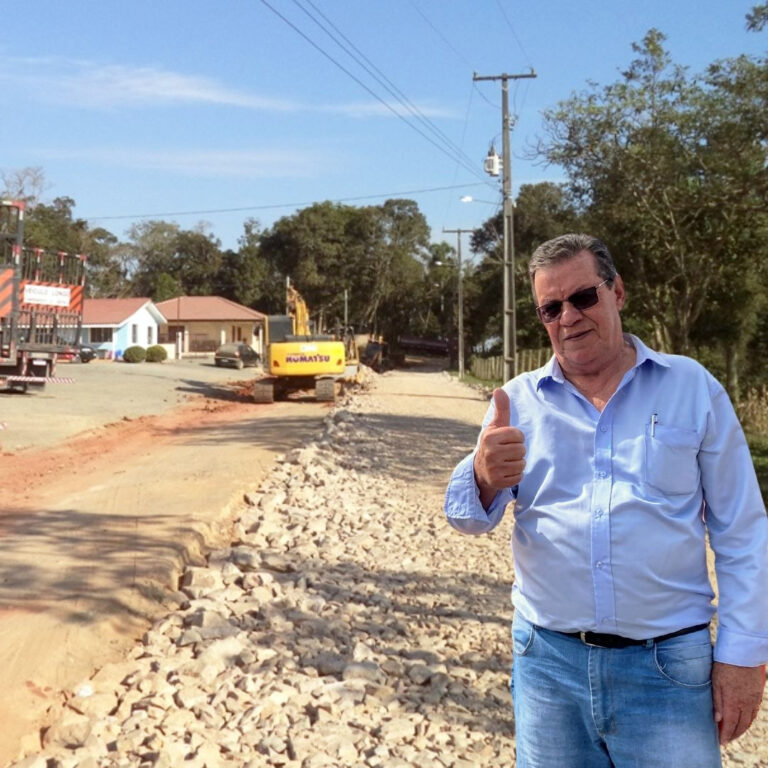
461, 195, 501, 205
431, 261, 450, 325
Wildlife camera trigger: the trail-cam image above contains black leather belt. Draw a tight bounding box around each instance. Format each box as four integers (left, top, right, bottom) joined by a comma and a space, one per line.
559, 623, 710, 649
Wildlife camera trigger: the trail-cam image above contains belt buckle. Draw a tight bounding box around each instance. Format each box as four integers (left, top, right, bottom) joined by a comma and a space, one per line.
579, 631, 600, 647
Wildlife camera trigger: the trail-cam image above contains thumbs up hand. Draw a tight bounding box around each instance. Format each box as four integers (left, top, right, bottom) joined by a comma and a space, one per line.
474, 388, 526, 508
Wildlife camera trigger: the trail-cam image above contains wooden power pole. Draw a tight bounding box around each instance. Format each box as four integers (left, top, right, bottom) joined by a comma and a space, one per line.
473, 70, 536, 381
442, 227, 472, 379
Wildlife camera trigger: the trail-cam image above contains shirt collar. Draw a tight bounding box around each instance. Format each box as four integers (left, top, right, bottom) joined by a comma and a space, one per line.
534, 334, 669, 390
626, 334, 670, 370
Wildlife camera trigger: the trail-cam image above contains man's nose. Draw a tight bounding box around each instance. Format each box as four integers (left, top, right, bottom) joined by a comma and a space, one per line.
559, 300, 583, 324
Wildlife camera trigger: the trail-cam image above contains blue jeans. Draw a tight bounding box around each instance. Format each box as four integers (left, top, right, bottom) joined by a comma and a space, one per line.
511, 613, 721, 768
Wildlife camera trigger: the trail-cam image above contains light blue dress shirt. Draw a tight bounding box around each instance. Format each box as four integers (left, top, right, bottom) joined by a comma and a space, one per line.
445, 335, 768, 666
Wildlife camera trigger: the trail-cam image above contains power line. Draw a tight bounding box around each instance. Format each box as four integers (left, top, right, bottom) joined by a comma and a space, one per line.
443, 82, 477, 227
409, 0, 475, 71
293, 0, 481, 178
258, 0, 488, 183
83, 181, 490, 222
473, 81, 501, 111
495, 0, 534, 67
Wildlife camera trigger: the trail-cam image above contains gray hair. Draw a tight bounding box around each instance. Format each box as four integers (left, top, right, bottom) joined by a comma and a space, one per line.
528, 234, 618, 290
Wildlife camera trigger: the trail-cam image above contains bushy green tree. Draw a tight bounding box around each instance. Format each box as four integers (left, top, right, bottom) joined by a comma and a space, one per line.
259, 198, 430, 341
21, 194, 128, 297
538, 29, 768, 363
466, 182, 581, 353
173, 228, 223, 296
125, 220, 180, 297
126, 221, 223, 300
214, 218, 270, 309
365, 199, 430, 339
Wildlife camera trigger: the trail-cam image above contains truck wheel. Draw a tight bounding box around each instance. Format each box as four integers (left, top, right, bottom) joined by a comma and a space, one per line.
252, 379, 274, 403
315, 378, 336, 402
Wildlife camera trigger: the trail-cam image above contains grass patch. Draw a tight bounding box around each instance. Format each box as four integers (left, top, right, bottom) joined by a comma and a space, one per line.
448, 370, 502, 389
747, 434, 768, 504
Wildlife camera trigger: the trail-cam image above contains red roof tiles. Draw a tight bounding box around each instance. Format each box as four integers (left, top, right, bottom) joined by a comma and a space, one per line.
82, 298, 155, 325
155, 296, 265, 322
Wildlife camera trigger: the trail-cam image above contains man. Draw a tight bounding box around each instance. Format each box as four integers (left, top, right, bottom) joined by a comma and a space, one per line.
444, 234, 767, 767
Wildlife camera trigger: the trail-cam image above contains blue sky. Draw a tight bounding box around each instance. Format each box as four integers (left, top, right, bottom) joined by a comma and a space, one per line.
2, 1, 764, 253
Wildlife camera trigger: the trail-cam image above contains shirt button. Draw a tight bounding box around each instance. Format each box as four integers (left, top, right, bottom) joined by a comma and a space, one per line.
601, 617, 610, 624
594, 509, 602, 517
596, 561, 604, 568
600, 426, 607, 433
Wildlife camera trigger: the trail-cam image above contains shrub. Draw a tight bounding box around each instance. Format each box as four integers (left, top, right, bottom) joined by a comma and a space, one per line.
123, 345, 146, 363
738, 386, 768, 435
145, 344, 168, 363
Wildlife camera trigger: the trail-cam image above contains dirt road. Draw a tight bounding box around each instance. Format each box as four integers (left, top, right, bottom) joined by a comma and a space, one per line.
0, 360, 330, 764
0, 356, 258, 453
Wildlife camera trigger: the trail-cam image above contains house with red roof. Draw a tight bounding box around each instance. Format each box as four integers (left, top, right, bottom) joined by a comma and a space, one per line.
82, 298, 167, 359
154, 296, 266, 356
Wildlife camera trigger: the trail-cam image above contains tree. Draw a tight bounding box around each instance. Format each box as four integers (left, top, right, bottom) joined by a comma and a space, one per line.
362, 199, 430, 339
259, 199, 431, 341
214, 218, 270, 309
538, 30, 768, 361
6, 180, 129, 297
692, 43, 768, 393
746, 2, 768, 31
24, 196, 88, 253
85, 227, 129, 297
125, 220, 180, 298
467, 182, 580, 352
259, 201, 368, 323
422, 241, 457, 338
172, 228, 223, 296
127, 221, 223, 300
1, 166, 47, 206
152, 272, 183, 302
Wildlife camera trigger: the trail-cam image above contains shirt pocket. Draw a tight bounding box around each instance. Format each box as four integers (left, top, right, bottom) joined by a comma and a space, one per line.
644, 424, 700, 495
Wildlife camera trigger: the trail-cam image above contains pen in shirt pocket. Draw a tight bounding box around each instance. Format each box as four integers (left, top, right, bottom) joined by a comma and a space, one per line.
650, 412, 658, 437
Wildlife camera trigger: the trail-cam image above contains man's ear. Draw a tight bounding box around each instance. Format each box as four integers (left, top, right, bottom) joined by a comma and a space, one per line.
613, 275, 626, 311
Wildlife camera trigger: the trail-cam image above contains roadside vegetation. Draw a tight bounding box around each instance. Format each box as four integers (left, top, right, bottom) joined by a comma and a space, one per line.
3, 6, 768, 489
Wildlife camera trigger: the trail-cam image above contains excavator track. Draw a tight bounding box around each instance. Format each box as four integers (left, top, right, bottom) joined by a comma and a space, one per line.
252, 378, 275, 403
315, 377, 336, 402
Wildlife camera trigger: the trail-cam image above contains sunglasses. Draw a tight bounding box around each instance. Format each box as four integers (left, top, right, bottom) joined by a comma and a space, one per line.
536, 279, 611, 324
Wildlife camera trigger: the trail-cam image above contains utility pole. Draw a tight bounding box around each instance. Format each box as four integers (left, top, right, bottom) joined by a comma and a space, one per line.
474, 70, 536, 381
442, 227, 472, 379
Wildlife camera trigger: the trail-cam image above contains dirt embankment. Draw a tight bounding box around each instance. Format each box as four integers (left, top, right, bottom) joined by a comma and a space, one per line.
0, 364, 328, 765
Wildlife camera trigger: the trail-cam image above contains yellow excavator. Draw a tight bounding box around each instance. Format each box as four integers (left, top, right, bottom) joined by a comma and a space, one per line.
253, 280, 357, 403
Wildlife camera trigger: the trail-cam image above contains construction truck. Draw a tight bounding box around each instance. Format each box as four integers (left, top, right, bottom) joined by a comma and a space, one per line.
253, 280, 357, 404
0, 200, 86, 392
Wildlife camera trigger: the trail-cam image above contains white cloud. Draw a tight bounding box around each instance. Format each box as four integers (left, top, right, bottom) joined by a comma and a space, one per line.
38, 146, 325, 179
0, 55, 455, 118
0, 55, 296, 110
